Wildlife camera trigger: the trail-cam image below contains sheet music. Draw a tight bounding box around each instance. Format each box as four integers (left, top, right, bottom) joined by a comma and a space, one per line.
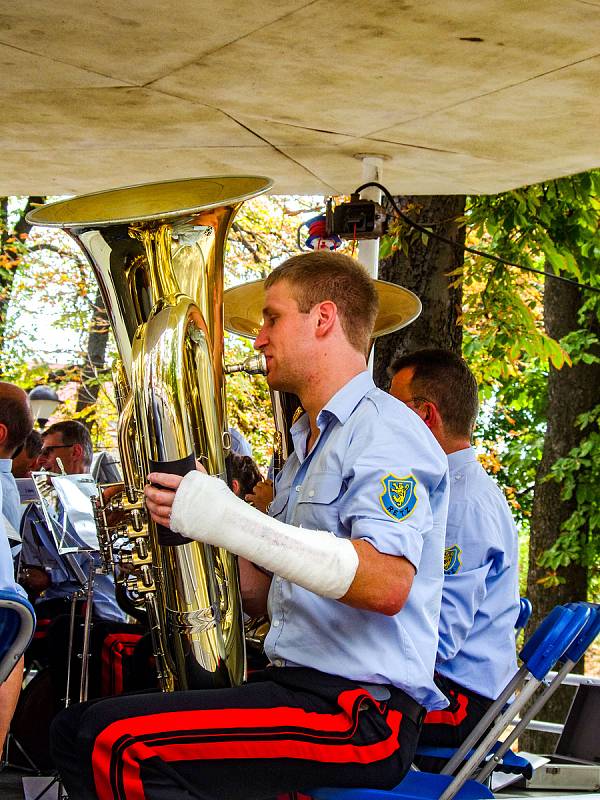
51, 474, 100, 550
30, 471, 100, 554
16, 477, 37, 504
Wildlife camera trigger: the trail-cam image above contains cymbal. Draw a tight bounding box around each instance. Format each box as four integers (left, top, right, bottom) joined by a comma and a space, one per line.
223, 278, 421, 340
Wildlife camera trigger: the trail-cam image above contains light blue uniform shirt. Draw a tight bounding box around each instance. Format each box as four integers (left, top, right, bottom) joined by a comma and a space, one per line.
0, 459, 22, 530
264, 371, 450, 711
229, 428, 252, 457
0, 481, 27, 597
436, 447, 520, 699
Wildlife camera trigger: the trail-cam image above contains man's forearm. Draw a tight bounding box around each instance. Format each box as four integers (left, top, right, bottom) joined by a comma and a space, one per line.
239, 557, 271, 617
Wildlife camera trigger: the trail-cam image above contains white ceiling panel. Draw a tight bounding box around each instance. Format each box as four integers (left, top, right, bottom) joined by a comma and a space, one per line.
0, 0, 597, 195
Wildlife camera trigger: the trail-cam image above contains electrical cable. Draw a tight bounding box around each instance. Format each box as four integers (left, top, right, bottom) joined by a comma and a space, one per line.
354, 181, 600, 294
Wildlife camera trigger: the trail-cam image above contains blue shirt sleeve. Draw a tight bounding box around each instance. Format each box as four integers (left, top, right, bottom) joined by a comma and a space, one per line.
338, 406, 446, 571
437, 480, 514, 665
1, 485, 27, 598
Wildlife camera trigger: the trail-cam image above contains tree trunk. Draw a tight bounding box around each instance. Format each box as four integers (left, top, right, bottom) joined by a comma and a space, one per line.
0, 195, 44, 369
522, 275, 600, 752
75, 288, 111, 427
373, 195, 465, 389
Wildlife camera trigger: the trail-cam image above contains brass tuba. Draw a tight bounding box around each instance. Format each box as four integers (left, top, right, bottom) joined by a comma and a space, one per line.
27, 176, 272, 692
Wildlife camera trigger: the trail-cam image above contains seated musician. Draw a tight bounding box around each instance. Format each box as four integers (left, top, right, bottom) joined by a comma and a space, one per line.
11, 429, 43, 479
13, 421, 145, 769
388, 349, 520, 760
20, 420, 125, 626
0, 381, 34, 754
50, 251, 450, 800
229, 453, 263, 500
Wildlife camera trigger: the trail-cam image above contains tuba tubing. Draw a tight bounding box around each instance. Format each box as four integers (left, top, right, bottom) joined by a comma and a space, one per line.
27, 176, 273, 692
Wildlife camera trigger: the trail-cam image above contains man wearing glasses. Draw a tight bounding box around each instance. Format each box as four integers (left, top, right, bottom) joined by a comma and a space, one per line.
37, 420, 94, 475
20, 420, 125, 624
389, 348, 520, 766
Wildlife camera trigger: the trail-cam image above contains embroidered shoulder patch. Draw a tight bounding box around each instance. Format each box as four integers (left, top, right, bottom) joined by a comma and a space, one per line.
444, 544, 462, 575
379, 473, 418, 521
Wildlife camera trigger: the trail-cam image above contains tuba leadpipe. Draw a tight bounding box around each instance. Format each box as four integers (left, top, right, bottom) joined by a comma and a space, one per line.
28, 176, 272, 691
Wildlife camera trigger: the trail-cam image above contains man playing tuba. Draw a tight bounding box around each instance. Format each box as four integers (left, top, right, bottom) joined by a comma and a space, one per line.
51, 251, 450, 800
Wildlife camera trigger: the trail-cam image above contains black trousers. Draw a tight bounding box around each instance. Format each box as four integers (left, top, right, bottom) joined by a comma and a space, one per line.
416, 674, 493, 772
50, 667, 423, 800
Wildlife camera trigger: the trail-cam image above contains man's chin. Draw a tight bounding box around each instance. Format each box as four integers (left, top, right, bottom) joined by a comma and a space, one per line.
266, 372, 288, 393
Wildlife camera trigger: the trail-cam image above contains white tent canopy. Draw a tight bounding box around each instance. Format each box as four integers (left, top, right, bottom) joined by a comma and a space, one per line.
1, 0, 598, 196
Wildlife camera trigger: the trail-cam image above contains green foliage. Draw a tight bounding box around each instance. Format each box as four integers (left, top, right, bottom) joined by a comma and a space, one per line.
537, 404, 600, 585
225, 334, 274, 470
465, 171, 600, 581
1, 218, 95, 382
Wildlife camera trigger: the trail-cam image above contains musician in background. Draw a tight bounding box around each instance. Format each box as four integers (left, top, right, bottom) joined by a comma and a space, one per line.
11, 429, 43, 479
51, 251, 450, 800
0, 383, 33, 543
14, 421, 142, 766
20, 420, 125, 624
0, 381, 34, 753
229, 427, 253, 457
229, 453, 263, 499
388, 349, 520, 762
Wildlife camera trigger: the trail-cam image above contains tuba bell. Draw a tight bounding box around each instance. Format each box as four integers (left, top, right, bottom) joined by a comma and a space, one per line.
27, 176, 272, 692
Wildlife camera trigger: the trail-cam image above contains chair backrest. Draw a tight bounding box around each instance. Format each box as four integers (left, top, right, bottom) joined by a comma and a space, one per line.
0, 588, 36, 683
515, 597, 532, 633
519, 603, 590, 680
559, 603, 600, 665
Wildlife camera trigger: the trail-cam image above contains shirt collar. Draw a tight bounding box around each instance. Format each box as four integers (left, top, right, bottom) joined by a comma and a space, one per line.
319, 370, 375, 426
447, 446, 477, 473
0, 459, 12, 473
289, 370, 374, 462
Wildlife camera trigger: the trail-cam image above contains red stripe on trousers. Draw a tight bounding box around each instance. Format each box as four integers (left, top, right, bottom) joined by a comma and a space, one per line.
33, 618, 51, 639
422, 692, 468, 726
101, 634, 142, 696
92, 689, 402, 800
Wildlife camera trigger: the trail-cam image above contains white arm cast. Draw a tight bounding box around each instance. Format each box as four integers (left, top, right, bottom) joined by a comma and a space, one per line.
170, 471, 359, 599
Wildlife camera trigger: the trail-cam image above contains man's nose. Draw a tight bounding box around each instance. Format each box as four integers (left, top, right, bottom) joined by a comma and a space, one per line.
254, 327, 267, 350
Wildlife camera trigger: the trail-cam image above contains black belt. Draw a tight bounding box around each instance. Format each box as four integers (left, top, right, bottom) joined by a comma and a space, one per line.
360, 682, 426, 728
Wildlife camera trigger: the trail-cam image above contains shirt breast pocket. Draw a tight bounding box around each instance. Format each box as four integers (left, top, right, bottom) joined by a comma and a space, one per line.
294, 472, 345, 533
269, 491, 289, 521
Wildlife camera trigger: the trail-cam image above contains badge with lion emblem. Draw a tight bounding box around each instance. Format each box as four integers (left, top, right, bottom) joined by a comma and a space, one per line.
379, 473, 418, 521
444, 544, 462, 575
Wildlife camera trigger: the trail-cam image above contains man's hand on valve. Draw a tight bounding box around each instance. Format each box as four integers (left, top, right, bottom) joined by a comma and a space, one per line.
144, 472, 183, 529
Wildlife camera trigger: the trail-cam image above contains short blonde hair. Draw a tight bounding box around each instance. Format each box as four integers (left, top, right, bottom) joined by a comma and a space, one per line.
265, 251, 378, 354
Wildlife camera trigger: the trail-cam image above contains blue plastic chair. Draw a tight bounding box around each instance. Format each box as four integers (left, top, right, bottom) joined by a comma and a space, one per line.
312, 772, 494, 800
309, 603, 592, 800
475, 601, 600, 784
411, 597, 535, 778
515, 597, 532, 634
0, 588, 36, 683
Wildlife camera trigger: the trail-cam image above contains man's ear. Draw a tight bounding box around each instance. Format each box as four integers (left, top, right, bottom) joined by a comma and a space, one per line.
314, 300, 337, 338
72, 442, 84, 462
231, 478, 241, 497
0, 422, 8, 447
420, 401, 440, 431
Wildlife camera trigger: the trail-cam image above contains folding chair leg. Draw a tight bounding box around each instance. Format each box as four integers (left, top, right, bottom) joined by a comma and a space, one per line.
438, 677, 541, 800
441, 670, 526, 776
476, 658, 574, 784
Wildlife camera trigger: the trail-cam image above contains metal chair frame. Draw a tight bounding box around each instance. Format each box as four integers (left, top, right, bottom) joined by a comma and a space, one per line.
310, 602, 597, 800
